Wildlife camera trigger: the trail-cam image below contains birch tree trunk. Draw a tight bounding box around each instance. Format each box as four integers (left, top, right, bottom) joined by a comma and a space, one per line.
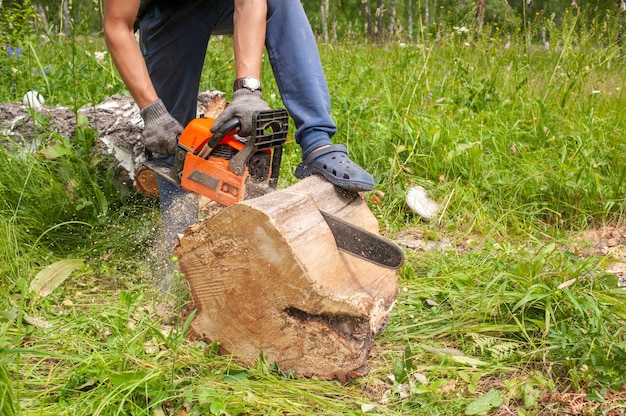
476, 0, 486, 32
424, 0, 430, 42
61, 0, 71, 37
34, 3, 49, 32
388, 0, 397, 39
362, 0, 373, 39
376, 0, 384, 42
320, 0, 329, 42
406, 0, 413, 40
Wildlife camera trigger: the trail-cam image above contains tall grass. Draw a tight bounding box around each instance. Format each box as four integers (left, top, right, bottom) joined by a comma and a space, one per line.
314, 29, 626, 236
1, 8, 626, 416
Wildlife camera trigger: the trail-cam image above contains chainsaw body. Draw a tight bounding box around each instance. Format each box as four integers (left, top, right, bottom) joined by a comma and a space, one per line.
145, 109, 288, 206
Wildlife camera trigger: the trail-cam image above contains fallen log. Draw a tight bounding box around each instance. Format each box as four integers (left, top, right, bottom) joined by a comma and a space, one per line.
77, 92, 227, 197
0, 91, 227, 197
175, 175, 399, 381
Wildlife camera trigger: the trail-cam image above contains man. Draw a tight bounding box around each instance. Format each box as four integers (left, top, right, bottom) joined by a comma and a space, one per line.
103, 0, 374, 245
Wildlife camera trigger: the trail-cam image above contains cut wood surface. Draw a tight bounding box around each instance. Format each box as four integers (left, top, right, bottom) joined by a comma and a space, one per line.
175, 175, 399, 381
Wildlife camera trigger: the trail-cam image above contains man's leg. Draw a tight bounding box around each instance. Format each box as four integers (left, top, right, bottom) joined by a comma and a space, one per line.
264, 0, 374, 191
264, 0, 335, 159
138, 0, 234, 245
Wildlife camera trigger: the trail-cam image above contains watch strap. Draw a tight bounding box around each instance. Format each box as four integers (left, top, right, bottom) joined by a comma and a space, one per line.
233, 77, 262, 92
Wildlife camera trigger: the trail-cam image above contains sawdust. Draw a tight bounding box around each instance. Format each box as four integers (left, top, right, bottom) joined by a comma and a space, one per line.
0, 94, 228, 289
284, 306, 372, 348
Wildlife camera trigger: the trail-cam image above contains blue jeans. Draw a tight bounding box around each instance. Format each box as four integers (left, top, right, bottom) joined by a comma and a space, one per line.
139, 0, 337, 240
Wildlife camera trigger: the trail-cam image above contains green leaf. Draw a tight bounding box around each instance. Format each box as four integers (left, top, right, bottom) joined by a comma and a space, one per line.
523, 384, 540, 408
39, 143, 73, 159
394, 344, 414, 384
209, 400, 227, 415
465, 389, 503, 415
109, 371, 148, 387
421, 345, 488, 367
450, 355, 489, 367
0, 310, 17, 323
30, 259, 84, 297
0, 361, 16, 416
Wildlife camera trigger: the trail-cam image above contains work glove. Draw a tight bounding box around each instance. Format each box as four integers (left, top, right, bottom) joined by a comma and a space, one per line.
211, 89, 271, 137
140, 99, 183, 156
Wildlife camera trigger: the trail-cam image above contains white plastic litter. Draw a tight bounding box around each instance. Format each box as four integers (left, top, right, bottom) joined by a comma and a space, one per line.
406, 186, 440, 221
23, 90, 45, 111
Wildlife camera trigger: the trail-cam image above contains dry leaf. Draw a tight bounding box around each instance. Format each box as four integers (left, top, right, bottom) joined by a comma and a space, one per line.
30, 259, 84, 297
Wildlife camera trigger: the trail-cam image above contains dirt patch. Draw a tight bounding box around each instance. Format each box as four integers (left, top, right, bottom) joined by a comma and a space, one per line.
569, 223, 626, 285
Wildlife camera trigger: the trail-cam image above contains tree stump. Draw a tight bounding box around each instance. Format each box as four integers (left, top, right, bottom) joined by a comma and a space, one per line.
175, 175, 399, 381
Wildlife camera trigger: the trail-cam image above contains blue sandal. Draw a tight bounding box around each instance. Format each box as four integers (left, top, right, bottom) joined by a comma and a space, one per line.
294, 144, 374, 192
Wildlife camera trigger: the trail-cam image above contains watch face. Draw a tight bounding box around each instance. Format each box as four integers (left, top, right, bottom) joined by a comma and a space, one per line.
244, 77, 261, 90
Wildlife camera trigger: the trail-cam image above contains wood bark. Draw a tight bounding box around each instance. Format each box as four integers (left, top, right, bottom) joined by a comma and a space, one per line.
61, 0, 70, 37
320, 0, 329, 42
376, 0, 384, 42
424, 0, 430, 42
406, 0, 413, 40
362, 0, 373, 39
175, 176, 399, 381
388, 0, 397, 39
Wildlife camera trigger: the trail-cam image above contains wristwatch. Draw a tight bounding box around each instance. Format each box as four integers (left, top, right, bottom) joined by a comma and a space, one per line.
233, 76, 262, 92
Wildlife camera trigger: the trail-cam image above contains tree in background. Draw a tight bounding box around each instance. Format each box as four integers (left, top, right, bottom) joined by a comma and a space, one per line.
303, 0, 623, 42
1, 0, 624, 44
1, 0, 102, 39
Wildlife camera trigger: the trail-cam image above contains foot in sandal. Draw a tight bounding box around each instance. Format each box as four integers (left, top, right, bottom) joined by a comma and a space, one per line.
294, 144, 374, 192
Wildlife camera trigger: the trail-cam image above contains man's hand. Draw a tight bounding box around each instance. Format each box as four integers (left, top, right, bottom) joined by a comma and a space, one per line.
211, 89, 270, 137
140, 99, 183, 156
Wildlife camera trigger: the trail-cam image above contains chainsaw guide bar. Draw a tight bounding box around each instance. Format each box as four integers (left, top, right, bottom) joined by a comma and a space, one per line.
320, 211, 405, 269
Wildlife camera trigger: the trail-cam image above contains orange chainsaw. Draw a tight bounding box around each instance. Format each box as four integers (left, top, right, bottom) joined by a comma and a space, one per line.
140, 108, 405, 269
142, 109, 289, 206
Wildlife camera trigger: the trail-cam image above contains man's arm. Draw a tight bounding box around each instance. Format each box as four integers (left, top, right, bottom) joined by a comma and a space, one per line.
233, 0, 267, 80
103, 0, 158, 109
103, 0, 182, 156
210, 0, 271, 136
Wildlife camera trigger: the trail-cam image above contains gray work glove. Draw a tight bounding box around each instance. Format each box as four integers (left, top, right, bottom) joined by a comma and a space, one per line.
211, 89, 271, 137
140, 99, 183, 156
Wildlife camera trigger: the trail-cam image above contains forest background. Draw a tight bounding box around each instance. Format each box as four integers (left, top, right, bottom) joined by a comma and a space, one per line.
2, 0, 625, 43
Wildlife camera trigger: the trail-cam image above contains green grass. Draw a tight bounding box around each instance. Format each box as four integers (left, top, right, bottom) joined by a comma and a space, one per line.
314, 36, 626, 235
1, 12, 626, 416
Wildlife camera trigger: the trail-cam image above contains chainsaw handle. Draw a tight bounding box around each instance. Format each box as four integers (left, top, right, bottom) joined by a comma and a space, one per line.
212, 117, 241, 140
198, 117, 241, 159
